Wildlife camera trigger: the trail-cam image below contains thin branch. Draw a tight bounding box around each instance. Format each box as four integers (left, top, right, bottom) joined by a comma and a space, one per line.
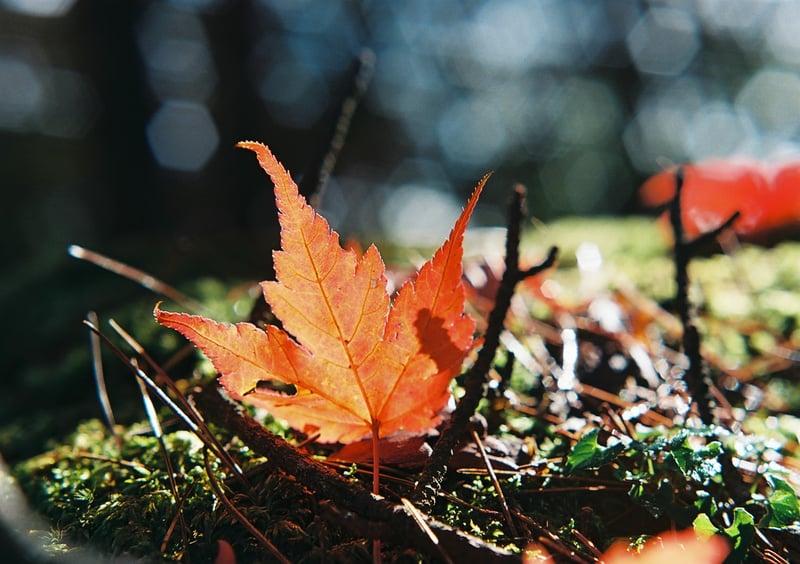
68, 245, 209, 315
471, 429, 519, 540
668, 168, 712, 423
690, 210, 741, 251
86, 311, 120, 447
203, 448, 291, 564
668, 169, 763, 522
107, 318, 245, 480
412, 185, 558, 507
310, 48, 375, 208
194, 381, 517, 563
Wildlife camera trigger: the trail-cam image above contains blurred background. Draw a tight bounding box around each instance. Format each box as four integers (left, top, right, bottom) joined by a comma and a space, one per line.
4, 0, 800, 454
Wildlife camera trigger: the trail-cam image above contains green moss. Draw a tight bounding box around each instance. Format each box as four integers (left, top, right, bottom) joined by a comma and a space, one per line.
8, 216, 800, 561
13, 419, 362, 562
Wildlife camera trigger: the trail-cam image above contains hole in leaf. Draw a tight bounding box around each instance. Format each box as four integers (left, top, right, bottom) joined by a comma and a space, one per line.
253, 380, 298, 396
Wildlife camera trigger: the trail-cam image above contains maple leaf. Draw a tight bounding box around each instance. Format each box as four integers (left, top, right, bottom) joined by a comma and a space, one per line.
640, 159, 800, 241
156, 141, 485, 451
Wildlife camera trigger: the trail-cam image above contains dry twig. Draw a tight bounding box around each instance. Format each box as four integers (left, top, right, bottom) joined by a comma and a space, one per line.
413, 184, 558, 507
194, 381, 518, 563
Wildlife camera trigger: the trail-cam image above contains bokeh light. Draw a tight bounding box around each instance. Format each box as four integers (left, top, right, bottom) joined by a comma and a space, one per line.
626, 6, 700, 76
0, 54, 43, 130
5, 0, 800, 263
1, 0, 75, 18
146, 100, 219, 172
0, 43, 96, 138
736, 69, 800, 139
8, 0, 800, 450
137, 5, 217, 102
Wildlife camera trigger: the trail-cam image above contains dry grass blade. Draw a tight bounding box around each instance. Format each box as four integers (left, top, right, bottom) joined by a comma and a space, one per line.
575, 382, 675, 428
202, 447, 291, 564
86, 311, 120, 447
515, 512, 593, 564
134, 361, 165, 440
83, 319, 246, 485
762, 548, 790, 564
132, 369, 190, 557
84, 319, 200, 433
471, 429, 519, 540
400, 497, 453, 564
108, 318, 245, 480
570, 528, 602, 559
538, 535, 594, 564
68, 244, 209, 315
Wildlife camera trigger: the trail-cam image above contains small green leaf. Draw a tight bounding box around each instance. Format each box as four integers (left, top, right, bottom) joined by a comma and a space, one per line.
724, 507, 755, 555
693, 513, 719, 537
665, 437, 722, 481
565, 429, 626, 473
765, 474, 800, 528
694, 490, 716, 515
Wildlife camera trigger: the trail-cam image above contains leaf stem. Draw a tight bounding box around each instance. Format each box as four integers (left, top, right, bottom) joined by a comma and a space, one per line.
195, 381, 518, 562
372, 419, 382, 564
372, 419, 381, 495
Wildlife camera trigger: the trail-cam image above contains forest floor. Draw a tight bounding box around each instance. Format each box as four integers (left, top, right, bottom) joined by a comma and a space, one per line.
4, 216, 800, 563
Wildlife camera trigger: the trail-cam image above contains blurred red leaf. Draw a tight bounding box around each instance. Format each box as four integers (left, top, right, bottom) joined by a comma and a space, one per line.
601, 528, 729, 563
640, 159, 800, 240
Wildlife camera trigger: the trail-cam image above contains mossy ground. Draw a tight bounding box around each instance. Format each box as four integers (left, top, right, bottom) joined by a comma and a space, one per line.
6, 217, 800, 562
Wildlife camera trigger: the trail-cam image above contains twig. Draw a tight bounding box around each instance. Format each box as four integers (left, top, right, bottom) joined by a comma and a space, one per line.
669, 168, 737, 424
309, 48, 375, 208
107, 318, 245, 480
194, 381, 517, 563
470, 429, 519, 540
86, 311, 120, 447
203, 447, 292, 564
68, 244, 209, 315
412, 184, 558, 507
668, 169, 763, 524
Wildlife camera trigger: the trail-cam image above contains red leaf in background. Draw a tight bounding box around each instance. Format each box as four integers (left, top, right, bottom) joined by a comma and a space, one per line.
640, 159, 800, 240
601, 528, 729, 563
523, 528, 729, 564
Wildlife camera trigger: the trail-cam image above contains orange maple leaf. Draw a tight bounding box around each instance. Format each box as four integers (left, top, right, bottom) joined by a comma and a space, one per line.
156, 141, 485, 453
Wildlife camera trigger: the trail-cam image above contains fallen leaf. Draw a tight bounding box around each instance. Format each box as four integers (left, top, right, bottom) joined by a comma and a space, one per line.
156, 141, 485, 447
214, 539, 236, 564
601, 528, 729, 563
640, 159, 800, 241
